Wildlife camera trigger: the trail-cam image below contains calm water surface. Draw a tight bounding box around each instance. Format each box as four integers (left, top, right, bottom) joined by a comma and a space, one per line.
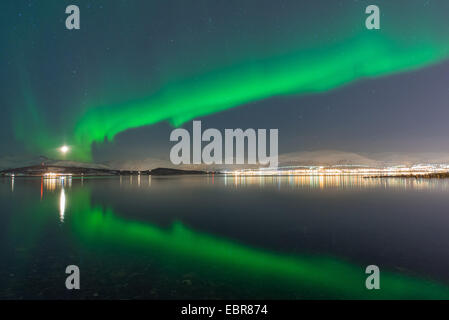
1, 175, 449, 299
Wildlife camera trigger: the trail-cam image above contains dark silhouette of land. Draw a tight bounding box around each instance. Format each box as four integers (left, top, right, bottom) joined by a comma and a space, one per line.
0, 164, 210, 176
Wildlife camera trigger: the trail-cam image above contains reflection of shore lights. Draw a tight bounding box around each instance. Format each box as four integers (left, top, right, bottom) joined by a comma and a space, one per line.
60, 145, 69, 154
59, 188, 66, 222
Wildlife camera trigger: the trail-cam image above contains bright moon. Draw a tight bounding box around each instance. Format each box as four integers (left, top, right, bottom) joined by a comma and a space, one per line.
60, 145, 69, 153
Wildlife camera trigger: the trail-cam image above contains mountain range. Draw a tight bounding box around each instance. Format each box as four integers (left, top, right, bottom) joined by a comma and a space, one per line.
2, 150, 449, 172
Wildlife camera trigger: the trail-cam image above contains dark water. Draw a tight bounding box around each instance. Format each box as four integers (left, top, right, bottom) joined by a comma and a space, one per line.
1, 175, 449, 299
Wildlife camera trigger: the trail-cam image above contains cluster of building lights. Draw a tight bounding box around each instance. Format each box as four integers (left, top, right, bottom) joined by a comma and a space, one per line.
228, 164, 449, 176
44, 172, 73, 177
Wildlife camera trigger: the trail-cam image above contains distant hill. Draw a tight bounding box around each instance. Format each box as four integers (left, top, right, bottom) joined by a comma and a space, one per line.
149, 167, 208, 175
0, 164, 121, 176
278, 150, 380, 167
0, 156, 111, 171
0, 164, 209, 176
278, 150, 449, 167
2, 150, 449, 175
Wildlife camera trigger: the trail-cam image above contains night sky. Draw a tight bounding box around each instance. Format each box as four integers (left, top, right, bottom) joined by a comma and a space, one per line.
2, 0, 449, 166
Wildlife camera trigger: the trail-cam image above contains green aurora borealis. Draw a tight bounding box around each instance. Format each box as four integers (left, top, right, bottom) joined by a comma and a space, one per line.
3, 1, 449, 160
74, 33, 449, 160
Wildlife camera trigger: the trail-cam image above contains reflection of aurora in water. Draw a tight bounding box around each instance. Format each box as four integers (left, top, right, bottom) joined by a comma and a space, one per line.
3, 176, 449, 299
68, 187, 449, 299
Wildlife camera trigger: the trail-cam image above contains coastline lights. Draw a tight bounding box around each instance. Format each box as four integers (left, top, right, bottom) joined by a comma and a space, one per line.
229, 164, 449, 176
44, 173, 73, 177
